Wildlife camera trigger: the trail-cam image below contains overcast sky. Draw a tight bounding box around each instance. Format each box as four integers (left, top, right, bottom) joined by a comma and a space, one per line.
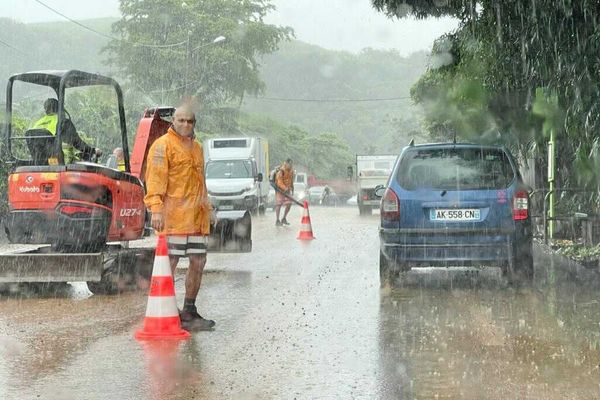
2, 0, 457, 55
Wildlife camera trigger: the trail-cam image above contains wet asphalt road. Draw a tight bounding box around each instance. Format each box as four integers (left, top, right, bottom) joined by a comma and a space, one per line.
0, 206, 599, 399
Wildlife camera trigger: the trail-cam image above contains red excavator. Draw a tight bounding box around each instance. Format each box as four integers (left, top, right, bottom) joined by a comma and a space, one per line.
0, 70, 251, 294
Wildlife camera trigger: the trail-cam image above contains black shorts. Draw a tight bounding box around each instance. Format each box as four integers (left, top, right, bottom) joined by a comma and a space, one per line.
167, 235, 208, 257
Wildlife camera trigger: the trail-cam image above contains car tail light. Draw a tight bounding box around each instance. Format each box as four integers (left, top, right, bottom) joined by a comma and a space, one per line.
512, 190, 529, 220
60, 204, 94, 217
381, 188, 400, 220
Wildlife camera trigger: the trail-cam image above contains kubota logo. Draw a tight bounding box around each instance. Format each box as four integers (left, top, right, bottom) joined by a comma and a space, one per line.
19, 186, 40, 193
25, 176, 34, 183
120, 208, 142, 217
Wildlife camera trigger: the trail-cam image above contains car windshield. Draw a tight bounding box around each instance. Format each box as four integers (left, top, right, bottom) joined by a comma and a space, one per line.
206, 160, 253, 179
397, 147, 515, 190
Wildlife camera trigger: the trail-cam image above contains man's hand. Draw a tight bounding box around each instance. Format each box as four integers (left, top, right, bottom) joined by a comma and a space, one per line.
151, 212, 164, 232
210, 210, 218, 226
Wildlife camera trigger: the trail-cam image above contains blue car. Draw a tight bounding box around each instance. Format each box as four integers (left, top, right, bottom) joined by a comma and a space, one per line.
377, 142, 533, 286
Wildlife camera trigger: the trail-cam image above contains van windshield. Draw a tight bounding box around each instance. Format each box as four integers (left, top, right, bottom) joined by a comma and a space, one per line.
206, 160, 253, 179
397, 147, 515, 190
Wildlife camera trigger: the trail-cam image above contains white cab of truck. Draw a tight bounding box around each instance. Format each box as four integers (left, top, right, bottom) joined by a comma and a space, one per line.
356, 154, 397, 215
293, 171, 308, 202
204, 137, 269, 214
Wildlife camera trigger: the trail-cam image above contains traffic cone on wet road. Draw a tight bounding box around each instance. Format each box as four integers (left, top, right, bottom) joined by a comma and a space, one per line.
297, 200, 315, 240
135, 235, 190, 340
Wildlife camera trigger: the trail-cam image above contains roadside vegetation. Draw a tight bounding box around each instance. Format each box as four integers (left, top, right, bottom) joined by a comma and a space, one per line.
374, 0, 600, 212
372, 0, 600, 264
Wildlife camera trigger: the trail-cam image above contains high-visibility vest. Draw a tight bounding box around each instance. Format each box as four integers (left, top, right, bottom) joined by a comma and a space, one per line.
117, 160, 126, 171
31, 114, 77, 163
31, 114, 58, 134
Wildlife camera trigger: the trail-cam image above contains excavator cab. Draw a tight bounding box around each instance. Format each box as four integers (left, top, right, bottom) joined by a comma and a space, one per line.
5, 70, 129, 168
3, 70, 144, 250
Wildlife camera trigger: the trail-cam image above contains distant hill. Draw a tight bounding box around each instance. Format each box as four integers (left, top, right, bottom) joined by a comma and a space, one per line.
242, 40, 429, 153
0, 17, 429, 153
0, 17, 116, 80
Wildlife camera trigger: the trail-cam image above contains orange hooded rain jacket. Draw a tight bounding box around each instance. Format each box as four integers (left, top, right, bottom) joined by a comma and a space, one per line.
275, 164, 294, 193
144, 127, 211, 235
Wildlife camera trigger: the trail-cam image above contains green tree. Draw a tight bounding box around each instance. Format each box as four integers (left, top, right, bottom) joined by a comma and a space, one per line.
373, 0, 600, 210
239, 112, 354, 179
106, 0, 293, 108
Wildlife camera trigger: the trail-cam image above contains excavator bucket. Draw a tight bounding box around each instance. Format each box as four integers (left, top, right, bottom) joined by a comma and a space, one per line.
208, 210, 252, 252
0, 246, 103, 283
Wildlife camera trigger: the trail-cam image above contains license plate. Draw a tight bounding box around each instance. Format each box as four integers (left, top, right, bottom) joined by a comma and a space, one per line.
219, 204, 234, 210
430, 208, 480, 221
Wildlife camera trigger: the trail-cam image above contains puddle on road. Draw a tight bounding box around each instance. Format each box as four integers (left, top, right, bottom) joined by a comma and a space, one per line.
393, 266, 505, 289
377, 268, 600, 399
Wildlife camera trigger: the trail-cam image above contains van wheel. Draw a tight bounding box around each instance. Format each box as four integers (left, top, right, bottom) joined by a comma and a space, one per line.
359, 205, 372, 216
258, 205, 266, 215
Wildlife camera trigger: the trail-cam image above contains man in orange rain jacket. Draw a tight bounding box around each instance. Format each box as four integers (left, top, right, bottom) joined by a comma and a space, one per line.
275, 158, 294, 226
144, 104, 215, 331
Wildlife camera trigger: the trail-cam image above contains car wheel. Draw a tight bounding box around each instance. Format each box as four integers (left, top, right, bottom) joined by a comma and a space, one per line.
502, 249, 533, 284
258, 205, 266, 215
380, 250, 392, 287
514, 252, 534, 281
359, 205, 372, 216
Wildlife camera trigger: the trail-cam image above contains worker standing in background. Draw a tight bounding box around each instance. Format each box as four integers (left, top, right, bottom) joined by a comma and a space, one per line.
275, 158, 294, 226
112, 147, 126, 171
144, 104, 216, 331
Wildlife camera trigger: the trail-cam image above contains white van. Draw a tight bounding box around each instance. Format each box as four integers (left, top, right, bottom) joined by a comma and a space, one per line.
204, 137, 269, 214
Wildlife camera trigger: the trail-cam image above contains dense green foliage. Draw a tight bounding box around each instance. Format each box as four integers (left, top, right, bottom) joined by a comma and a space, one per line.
0, 12, 429, 190
106, 0, 292, 108
373, 1, 600, 211
238, 113, 354, 178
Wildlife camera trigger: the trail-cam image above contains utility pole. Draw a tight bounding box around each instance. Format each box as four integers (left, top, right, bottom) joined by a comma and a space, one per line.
184, 31, 191, 97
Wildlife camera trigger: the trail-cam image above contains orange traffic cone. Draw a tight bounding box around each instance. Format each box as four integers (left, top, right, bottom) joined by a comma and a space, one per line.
135, 235, 190, 340
297, 200, 315, 240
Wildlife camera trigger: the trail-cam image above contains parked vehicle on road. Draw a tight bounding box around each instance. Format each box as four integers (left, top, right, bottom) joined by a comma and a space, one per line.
308, 185, 338, 206
356, 154, 397, 215
346, 194, 358, 206
377, 142, 533, 286
307, 175, 355, 203
204, 137, 269, 215
293, 171, 308, 202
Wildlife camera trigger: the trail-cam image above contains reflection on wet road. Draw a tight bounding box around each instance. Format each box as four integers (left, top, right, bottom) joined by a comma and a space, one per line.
0, 206, 599, 399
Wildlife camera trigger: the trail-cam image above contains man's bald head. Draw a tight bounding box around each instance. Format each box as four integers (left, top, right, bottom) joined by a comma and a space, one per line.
172, 105, 196, 137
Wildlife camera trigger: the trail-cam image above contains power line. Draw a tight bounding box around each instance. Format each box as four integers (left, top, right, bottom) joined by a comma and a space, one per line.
32, 0, 186, 48
0, 37, 29, 57
248, 95, 412, 103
